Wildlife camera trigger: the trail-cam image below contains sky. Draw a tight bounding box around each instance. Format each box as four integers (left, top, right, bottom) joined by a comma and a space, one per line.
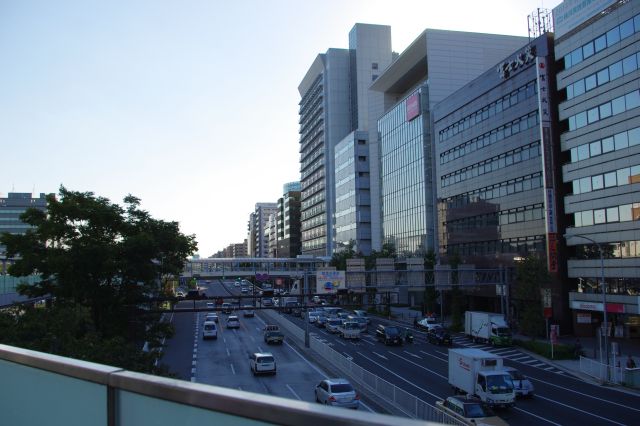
0, 0, 563, 257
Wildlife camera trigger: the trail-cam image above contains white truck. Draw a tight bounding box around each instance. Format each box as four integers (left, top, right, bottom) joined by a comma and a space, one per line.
448, 348, 515, 408
464, 311, 512, 346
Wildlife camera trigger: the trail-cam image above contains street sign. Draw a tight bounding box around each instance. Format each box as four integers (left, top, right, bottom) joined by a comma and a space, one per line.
550, 324, 559, 344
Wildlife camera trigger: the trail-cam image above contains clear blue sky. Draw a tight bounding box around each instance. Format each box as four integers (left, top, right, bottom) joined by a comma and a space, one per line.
0, 0, 561, 256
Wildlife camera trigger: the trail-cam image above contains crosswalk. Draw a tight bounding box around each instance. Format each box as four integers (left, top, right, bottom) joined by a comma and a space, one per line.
451, 335, 568, 375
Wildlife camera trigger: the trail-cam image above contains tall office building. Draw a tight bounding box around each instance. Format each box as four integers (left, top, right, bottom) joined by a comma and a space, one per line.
371, 29, 530, 256
298, 23, 392, 256
277, 182, 301, 258
247, 203, 277, 258
554, 0, 640, 336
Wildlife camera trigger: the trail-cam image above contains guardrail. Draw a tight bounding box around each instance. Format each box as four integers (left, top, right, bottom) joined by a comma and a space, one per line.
261, 310, 462, 425
579, 355, 640, 388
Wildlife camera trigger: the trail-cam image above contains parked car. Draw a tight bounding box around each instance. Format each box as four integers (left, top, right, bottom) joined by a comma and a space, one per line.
221, 302, 233, 314
202, 321, 217, 340
427, 327, 452, 346
315, 378, 360, 409
351, 310, 371, 324
226, 315, 240, 329
375, 324, 403, 345
325, 318, 343, 333
504, 367, 534, 398
249, 352, 276, 375
242, 305, 255, 317
264, 330, 284, 345
435, 396, 508, 425
204, 313, 219, 323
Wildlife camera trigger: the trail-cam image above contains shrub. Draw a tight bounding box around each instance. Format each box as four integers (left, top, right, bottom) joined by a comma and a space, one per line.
513, 339, 577, 360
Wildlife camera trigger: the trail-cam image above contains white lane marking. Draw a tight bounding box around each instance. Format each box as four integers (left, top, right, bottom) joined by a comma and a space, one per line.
528, 377, 640, 413
511, 407, 561, 425
418, 350, 448, 363
361, 339, 376, 346
532, 363, 547, 367
492, 349, 518, 355
334, 339, 347, 347
389, 352, 447, 380
286, 384, 302, 400
403, 351, 422, 359
258, 346, 264, 353
372, 352, 388, 360
533, 393, 627, 425
226, 348, 231, 357
230, 363, 236, 375
192, 361, 196, 366
511, 356, 530, 361
250, 335, 255, 342
544, 367, 555, 371
523, 359, 538, 364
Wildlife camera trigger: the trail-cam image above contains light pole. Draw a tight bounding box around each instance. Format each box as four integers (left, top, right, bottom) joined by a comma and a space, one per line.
565, 233, 608, 376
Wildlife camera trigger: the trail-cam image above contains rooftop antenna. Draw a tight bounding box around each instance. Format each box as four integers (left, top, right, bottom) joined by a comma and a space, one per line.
528, 8, 553, 40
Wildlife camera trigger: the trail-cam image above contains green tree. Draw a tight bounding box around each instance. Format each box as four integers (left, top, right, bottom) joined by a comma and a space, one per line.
448, 252, 464, 331
0, 187, 196, 373
422, 251, 439, 314
330, 240, 356, 270
513, 256, 548, 337
365, 241, 396, 270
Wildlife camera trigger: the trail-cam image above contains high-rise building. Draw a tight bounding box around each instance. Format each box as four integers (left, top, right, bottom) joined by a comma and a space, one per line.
372, 29, 530, 256
247, 203, 277, 258
277, 182, 301, 258
298, 24, 392, 256
553, 0, 640, 336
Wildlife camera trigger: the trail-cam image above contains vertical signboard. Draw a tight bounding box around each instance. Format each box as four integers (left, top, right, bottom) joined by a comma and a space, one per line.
405, 92, 420, 122
537, 56, 558, 273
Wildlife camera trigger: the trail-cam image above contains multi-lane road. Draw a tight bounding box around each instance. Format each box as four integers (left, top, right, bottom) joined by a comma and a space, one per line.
162, 280, 640, 425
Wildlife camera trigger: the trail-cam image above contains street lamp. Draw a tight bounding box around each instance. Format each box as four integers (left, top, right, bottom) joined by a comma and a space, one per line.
565, 233, 608, 375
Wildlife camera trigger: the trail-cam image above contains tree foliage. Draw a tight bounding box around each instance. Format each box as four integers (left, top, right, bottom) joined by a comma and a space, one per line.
422, 251, 439, 314
0, 187, 196, 373
513, 255, 549, 337
330, 240, 356, 270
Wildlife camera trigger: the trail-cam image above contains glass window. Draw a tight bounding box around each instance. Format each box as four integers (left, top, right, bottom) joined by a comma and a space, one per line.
620, 19, 634, 39
610, 62, 623, 80
575, 111, 588, 128
571, 147, 579, 162
626, 91, 640, 110
569, 116, 576, 131
581, 210, 594, 226
619, 204, 632, 222
597, 68, 610, 85
585, 74, 597, 91
604, 171, 617, 187
607, 207, 619, 222
607, 26, 620, 46
600, 103, 612, 119
574, 79, 586, 96
615, 132, 629, 150
623, 55, 638, 74
630, 165, 640, 183
578, 144, 589, 161
629, 127, 640, 147
580, 176, 592, 193
612, 96, 625, 115
590, 141, 601, 157
594, 209, 606, 224
602, 137, 615, 153
594, 34, 607, 53
587, 107, 599, 123
571, 48, 583, 66
583, 41, 595, 59
592, 174, 604, 190
617, 168, 631, 185
635, 15, 640, 34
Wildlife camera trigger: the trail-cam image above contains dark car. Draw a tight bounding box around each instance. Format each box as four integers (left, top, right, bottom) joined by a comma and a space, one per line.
427, 327, 452, 346
375, 324, 403, 346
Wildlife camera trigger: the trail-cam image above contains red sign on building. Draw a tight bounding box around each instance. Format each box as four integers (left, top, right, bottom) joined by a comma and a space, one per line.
405, 92, 420, 121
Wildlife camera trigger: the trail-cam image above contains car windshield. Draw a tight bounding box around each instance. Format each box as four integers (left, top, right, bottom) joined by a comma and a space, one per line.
496, 327, 511, 336
329, 319, 341, 325
204, 324, 215, 330
331, 384, 354, 393
385, 327, 400, 336
258, 356, 274, 363
486, 374, 514, 394
464, 402, 494, 418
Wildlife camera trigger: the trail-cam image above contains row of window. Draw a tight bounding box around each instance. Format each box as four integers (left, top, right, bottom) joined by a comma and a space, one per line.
441, 173, 544, 210
567, 89, 640, 132
570, 126, 640, 163
575, 240, 640, 259
563, 13, 640, 70
438, 81, 537, 143
573, 202, 640, 227
301, 236, 326, 252
441, 142, 541, 188
566, 50, 640, 100
440, 111, 539, 165
444, 235, 546, 256
445, 204, 544, 233
572, 164, 640, 195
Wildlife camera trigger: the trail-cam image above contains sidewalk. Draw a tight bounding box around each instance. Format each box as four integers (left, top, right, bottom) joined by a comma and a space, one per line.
388, 306, 640, 394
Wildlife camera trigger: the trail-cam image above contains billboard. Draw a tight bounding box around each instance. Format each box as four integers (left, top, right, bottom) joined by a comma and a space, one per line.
405, 92, 420, 122
316, 270, 345, 294
553, 0, 617, 38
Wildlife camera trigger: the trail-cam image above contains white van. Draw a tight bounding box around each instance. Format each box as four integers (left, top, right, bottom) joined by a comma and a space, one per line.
202, 321, 217, 340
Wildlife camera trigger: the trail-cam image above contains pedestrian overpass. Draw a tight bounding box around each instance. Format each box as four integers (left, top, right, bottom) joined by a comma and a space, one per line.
182, 257, 332, 279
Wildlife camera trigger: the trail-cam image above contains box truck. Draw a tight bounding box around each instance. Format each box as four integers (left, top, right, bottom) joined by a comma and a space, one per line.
448, 348, 515, 408
465, 311, 512, 345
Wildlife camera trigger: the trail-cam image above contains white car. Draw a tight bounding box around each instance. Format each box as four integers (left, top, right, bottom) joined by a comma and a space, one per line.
202, 321, 217, 340
417, 317, 442, 331
326, 318, 343, 333
315, 378, 359, 409
226, 315, 240, 329
504, 367, 534, 397
250, 352, 276, 375
204, 313, 218, 323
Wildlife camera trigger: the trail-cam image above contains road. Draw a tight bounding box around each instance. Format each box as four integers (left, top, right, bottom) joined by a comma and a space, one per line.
162, 280, 640, 424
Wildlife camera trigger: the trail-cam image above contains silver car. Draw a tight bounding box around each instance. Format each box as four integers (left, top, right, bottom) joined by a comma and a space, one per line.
315, 378, 359, 409
504, 367, 534, 397
325, 318, 342, 333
